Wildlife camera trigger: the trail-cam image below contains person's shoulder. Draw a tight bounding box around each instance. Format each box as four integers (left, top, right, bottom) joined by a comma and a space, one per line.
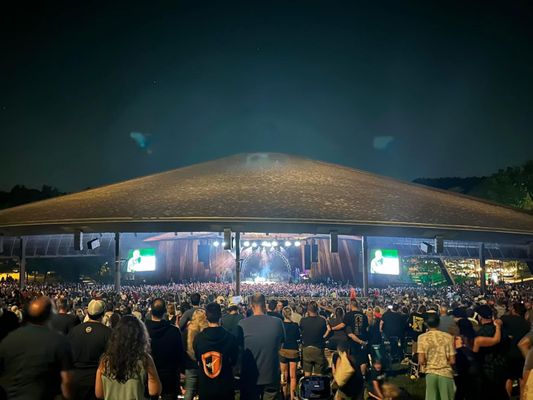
437, 330, 453, 340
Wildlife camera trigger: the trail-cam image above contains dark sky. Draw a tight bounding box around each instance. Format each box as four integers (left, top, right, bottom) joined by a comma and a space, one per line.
1, 1, 532, 192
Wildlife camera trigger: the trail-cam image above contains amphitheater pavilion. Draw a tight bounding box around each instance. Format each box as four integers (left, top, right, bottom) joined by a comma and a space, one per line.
0, 153, 532, 295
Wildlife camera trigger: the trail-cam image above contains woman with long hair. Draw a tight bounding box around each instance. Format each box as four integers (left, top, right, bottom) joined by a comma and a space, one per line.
182, 309, 208, 400
279, 306, 301, 400
95, 315, 161, 399
328, 306, 347, 351
367, 308, 382, 346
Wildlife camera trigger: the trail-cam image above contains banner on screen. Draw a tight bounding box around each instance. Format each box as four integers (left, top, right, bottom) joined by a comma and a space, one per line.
370, 249, 400, 275
127, 248, 156, 272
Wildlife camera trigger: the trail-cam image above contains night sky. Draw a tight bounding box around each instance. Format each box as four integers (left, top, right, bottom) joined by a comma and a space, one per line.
1, 1, 532, 192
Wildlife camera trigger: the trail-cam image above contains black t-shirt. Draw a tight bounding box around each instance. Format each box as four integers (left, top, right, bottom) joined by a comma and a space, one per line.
343, 311, 369, 341
146, 319, 184, 395
50, 313, 80, 335
0, 309, 19, 342
300, 316, 327, 349
68, 321, 111, 385
408, 312, 426, 339
267, 311, 283, 320
477, 323, 508, 382
0, 324, 74, 400
501, 315, 530, 345
381, 311, 407, 338
221, 313, 244, 340
194, 326, 238, 400
282, 321, 301, 350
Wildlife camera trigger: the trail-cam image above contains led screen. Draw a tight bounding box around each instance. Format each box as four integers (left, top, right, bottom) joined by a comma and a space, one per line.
370, 248, 400, 275
127, 248, 156, 272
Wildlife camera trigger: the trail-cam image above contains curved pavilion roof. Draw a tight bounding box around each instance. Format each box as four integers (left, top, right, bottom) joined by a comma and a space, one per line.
0, 153, 532, 244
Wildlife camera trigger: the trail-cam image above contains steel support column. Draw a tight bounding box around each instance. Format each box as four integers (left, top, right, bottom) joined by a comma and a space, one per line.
114, 232, 121, 292
235, 232, 241, 296
19, 237, 26, 290
362, 236, 369, 297
480, 243, 486, 294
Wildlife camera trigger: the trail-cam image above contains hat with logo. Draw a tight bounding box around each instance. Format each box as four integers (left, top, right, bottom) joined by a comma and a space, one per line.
87, 299, 106, 318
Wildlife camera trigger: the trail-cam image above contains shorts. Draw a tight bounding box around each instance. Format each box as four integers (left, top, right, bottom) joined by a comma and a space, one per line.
302, 346, 327, 375
279, 348, 300, 363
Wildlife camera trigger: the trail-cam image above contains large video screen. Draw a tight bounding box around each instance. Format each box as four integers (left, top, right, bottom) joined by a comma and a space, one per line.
370, 248, 400, 275
127, 248, 156, 272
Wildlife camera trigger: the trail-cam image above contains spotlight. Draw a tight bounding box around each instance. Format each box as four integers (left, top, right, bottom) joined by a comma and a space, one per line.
284, 241, 292, 247
271, 241, 278, 247
213, 241, 220, 247
244, 241, 251, 247
252, 242, 258, 248
294, 241, 301, 247
262, 241, 271, 247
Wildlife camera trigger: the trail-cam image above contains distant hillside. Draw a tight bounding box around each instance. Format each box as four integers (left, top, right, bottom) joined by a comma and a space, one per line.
415, 160, 533, 211
0, 185, 65, 210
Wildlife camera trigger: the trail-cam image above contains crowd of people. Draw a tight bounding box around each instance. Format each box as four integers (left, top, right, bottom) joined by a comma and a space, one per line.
1, 280, 533, 399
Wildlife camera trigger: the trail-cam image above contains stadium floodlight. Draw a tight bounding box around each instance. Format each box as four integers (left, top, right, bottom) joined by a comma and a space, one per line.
213, 241, 220, 247
271, 241, 278, 247
284, 241, 292, 247
252, 242, 258, 248
243, 241, 251, 247
261, 241, 271, 247
294, 241, 301, 246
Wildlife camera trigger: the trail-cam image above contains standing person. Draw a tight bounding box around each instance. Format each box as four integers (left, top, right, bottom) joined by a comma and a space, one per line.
193, 302, 239, 400
0, 306, 19, 342
50, 299, 80, 335
474, 305, 507, 399
279, 307, 301, 400
300, 301, 330, 376
221, 304, 244, 340
0, 296, 74, 400
408, 305, 427, 356
417, 312, 456, 400
182, 309, 208, 400
239, 293, 285, 400
332, 301, 369, 376
501, 302, 530, 396
366, 308, 382, 346
68, 299, 112, 400
95, 315, 161, 399
145, 298, 185, 400
179, 293, 201, 331
166, 303, 178, 325
380, 305, 407, 362
328, 307, 347, 351
438, 305, 454, 334
267, 300, 283, 319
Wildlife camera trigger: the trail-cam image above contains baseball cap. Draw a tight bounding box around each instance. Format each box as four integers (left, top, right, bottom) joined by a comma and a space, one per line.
476, 304, 493, 319
88, 299, 106, 318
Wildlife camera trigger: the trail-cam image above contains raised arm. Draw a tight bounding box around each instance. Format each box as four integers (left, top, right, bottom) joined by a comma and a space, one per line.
474, 319, 502, 353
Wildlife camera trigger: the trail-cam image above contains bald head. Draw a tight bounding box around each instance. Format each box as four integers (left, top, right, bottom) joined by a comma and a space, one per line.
27, 296, 53, 325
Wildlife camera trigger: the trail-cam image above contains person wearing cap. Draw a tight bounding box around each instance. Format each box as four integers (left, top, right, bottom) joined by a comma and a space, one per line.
473, 304, 506, 399
68, 299, 112, 400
